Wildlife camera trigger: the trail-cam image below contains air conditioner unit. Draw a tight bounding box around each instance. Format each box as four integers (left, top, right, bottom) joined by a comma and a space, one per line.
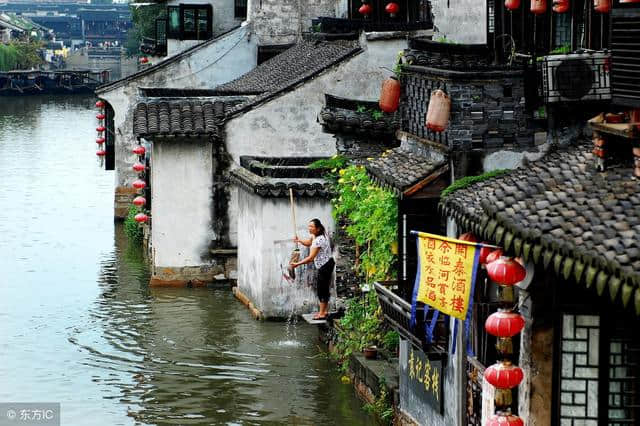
539, 51, 611, 103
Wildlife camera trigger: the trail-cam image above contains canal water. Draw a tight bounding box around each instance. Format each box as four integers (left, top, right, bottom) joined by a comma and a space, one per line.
0, 96, 370, 425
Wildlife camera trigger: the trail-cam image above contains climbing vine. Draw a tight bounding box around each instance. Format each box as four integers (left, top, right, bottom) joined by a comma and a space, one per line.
124, 205, 143, 244
333, 165, 398, 281
440, 169, 510, 198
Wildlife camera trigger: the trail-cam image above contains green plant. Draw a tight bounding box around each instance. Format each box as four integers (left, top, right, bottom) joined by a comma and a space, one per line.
356, 104, 368, 113
363, 384, 394, 425
440, 169, 510, 198
333, 165, 397, 281
309, 154, 348, 184
549, 44, 571, 55
124, 205, 144, 244
311, 23, 322, 33
370, 110, 384, 121
382, 330, 399, 352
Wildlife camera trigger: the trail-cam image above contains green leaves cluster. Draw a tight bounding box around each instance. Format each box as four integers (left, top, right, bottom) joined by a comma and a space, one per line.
125, 3, 165, 57
440, 169, 510, 198
124, 206, 144, 244
363, 384, 394, 425
333, 165, 398, 281
0, 42, 44, 71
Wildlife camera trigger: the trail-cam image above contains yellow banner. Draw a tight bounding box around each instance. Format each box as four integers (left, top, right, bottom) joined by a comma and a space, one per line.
414, 232, 480, 320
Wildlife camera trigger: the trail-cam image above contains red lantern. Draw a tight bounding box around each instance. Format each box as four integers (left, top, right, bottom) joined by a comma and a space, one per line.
96, 137, 105, 145
96, 126, 105, 132
132, 146, 146, 156
487, 413, 524, 426
458, 232, 478, 242
385, 2, 400, 16
359, 3, 373, 16
96, 113, 105, 120
485, 249, 504, 265
379, 76, 401, 113
485, 310, 525, 337
132, 179, 146, 189
552, 0, 569, 12
531, 0, 546, 14
133, 196, 146, 207
140, 57, 149, 64
486, 257, 527, 286
132, 162, 146, 172
594, 0, 611, 8
134, 213, 148, 223
484, 361, 524, 389
426, 90, 451, 132
620, 0, 640, 3
96, 150, 107, 157
505, 0, 521, 10
95, 100, 105, 108
479, 244, 493, 264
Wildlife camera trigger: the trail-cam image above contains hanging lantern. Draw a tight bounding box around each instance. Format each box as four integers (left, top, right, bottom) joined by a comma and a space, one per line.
96, 150, 107, 157
132, 179, 146, 189
385, 2, 400, 17
359, 3, 373, 16
96, 113, 105, 120
487, 413, 524, 426
95, 100, 105, 108
96, 126, 106, 132
531, 0, 547, 14
484, 361, 524, 389
132, 146, 146, 156
140, 56, 149, 64
594, 0, 611, 12
620, 0, 640, 3
96, 137, 105, 145
133, 196, 146, 207
485, 310, 525, 337
486, 257, 527, 286
552, 0, 569, 12
505, 0, 521, 10
379, 76, 401, 113
134, 212, 148, 223
458, 232, 478, 242
479, 244, 493, 264
485, 249, 504, 264
426, 89, 451, 132
132, 162, 146, 172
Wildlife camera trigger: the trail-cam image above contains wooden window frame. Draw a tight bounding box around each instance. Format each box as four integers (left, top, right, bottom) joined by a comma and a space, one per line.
178, 4, 213, 41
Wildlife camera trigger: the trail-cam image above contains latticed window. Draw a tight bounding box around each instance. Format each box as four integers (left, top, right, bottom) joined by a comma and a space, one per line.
235, 0, 247, 19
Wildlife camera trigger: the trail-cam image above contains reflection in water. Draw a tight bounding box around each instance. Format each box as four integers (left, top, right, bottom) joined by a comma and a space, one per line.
0, 95, 370, 425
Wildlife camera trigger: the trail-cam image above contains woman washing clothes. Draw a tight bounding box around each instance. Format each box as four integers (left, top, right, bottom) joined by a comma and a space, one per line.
290, 218, 335, 320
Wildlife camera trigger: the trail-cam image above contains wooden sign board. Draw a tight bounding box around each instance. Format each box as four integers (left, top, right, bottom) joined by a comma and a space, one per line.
401, 343, 444, 415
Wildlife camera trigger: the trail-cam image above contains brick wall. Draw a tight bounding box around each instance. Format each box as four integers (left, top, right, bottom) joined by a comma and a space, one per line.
400, 68, 533, 151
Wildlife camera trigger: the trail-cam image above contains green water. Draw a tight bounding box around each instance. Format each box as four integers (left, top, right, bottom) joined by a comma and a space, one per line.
0, 95, 370, 425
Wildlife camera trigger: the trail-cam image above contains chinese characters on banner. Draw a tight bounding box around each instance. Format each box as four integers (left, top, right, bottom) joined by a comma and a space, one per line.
414, 232, 480, 320
404, 344, 444, 413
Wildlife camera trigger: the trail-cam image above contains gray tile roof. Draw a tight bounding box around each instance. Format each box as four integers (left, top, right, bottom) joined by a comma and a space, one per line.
214, 39, 361, 95
440, 144, 640, 311
133, 99, 243, 138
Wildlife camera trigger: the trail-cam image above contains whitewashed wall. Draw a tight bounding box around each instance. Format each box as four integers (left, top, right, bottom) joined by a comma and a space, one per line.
430, 0, 487, 44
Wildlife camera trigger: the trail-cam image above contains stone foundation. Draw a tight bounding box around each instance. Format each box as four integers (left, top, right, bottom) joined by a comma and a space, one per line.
150, 254, 237, 287
114, 186, 138, 220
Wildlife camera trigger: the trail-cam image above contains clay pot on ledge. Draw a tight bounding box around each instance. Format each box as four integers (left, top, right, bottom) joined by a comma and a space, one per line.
363, 346, 378, 360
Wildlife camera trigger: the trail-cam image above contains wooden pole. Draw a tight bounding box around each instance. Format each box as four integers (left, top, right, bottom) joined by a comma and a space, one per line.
290, 188, 298, 248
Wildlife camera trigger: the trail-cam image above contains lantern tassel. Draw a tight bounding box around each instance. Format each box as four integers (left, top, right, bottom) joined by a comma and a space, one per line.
426, 309, 439, 343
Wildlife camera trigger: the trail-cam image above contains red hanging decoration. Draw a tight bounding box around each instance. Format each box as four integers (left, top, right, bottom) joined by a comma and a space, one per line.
133, 196, 146, 207
359, 3, 373, 16
486, 257, 527, 286
594, 0, 611, 12
487, 413, 524, 426
505, 0, 521, 10
132, 146, 146, 156
479, 245, 493, 264
96, 137, 105, 145
132, 162, 146, 172
96, 126, 106, 132
379, 76, 401, 113
485, 310, 526, 337
385, 2, 400, 16
531, 0, 547, 14
140, 57, 149, 64
95, 100, 105, 108
484, 361, 524, 389
620, 0, 640, 3
96, 113, 105, 120
134, 212, 148, 223
458, 232, 478, 242
485, 249, 504, 264
552, 0, 569, 12
426, 89, 451, 132
96, 150, 107, 157
132, 179, 146, 189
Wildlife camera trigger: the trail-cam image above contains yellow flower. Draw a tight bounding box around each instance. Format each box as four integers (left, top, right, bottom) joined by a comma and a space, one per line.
338, 178, 345, 183
339, 169, 346, 176
391, 242, 398, 254
341, 375, 351, 384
